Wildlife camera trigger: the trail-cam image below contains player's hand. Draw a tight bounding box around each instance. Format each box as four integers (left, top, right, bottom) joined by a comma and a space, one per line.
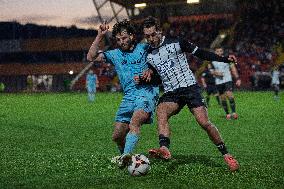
235, 79, 241, 87
228, 55, 237, 63
134, 75, 140, 84
98, 21, 109, 37
141, 69, 153, 82
214, 71, 224, 77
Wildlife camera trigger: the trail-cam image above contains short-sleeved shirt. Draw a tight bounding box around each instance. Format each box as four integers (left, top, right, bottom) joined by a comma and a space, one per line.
103, 43, 159, 123
271, 70, 280, 85
146, 36, 198, 93
211, 61, 233, 85
103, 43, 159, 99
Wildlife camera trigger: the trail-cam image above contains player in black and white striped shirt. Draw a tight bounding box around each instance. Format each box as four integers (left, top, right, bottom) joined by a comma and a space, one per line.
210, 47, 241, 120
138, 17, 239, 171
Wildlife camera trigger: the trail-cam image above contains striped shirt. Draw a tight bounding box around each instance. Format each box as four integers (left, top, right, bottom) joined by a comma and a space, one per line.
147, 36, 198, 92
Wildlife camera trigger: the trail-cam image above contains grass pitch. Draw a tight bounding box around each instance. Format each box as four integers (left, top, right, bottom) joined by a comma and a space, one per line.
0, 91, 283, 188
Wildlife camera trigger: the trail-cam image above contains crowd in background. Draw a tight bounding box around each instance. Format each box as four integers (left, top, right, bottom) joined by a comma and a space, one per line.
0, 1, 283, 92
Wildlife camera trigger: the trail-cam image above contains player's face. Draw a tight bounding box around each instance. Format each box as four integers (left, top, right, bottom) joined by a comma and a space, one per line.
215, 48, 224, 56
143, 26, 162, 48
115, 30, 134, 51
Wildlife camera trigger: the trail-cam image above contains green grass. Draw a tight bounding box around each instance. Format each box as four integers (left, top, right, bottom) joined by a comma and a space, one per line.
0, 91, 283, 189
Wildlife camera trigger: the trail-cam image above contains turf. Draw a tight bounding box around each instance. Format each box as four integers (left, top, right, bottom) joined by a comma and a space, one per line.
0, 91, 283, 189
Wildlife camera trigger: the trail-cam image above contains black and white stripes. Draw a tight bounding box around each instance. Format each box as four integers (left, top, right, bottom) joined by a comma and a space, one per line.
147, 37, 197, 92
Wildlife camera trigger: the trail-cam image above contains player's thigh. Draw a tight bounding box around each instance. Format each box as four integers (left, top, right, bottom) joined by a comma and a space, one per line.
131, 110, 151, 126
224, 82, 233, 97
157, 102, 181, 120
133, 95, 158, 124
217, 84, 226, 100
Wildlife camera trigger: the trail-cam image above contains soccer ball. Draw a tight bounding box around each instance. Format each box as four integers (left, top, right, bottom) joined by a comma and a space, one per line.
127, 154, 150, 176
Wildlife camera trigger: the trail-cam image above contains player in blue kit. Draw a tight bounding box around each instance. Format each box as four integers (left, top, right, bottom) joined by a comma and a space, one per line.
87, 20, 159, 168
86, 70, 98, 102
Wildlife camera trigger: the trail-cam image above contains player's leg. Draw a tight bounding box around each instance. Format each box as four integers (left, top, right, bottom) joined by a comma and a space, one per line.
113, 98, 133, 154
225, 90, 238, 119
112, 122, 130, 154
220, 93, 230, 119
185, 84, 239, 171
212, 86, 221, 105
119, 92, 160, 168
192, 106, 223, 144
191, 106, 239, 171
149, 101, 181, 160
217, 84, 230, 119
87, 87, 94, 102
273, 84, 280, 100
116, 110, 151, 168
123, 109, 150, 155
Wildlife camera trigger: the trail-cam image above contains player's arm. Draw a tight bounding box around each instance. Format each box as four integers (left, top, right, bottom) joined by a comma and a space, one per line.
134, 64, 162, 86
180, 40, 236, 63
230, 63, 241, 87
87, 22, 109, 62
209, 69, 224, 77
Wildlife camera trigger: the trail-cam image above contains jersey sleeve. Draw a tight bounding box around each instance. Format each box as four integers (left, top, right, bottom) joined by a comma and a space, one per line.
103, 50, 114, 64
179, 39, 199, 54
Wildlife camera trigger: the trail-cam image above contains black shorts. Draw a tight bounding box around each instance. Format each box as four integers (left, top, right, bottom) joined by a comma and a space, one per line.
216, 81, 233, 95
206, 84, 218, 95
158, 84, 206, 110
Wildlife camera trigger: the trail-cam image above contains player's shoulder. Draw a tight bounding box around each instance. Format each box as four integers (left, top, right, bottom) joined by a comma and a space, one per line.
162, 37, 180, 46
137, 42, 149, 49
104, 48, 120, 56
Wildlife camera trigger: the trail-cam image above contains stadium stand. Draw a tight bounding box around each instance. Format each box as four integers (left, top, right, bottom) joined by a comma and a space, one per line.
0, 0, 283, 92
0, 23, 114, 92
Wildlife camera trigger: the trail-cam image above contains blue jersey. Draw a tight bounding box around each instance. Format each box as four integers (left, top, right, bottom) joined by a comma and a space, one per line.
87, 74, 97, 88
104, 43, 159, 99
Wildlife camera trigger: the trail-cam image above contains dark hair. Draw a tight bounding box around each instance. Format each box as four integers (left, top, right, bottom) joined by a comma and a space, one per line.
214, 46, 223, 50
142, 16, 160, 30
112, 19, 136, 38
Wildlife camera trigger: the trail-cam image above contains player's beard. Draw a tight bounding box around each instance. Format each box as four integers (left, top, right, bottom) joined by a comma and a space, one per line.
119, 39, 133, 51
150, 36, 161, 48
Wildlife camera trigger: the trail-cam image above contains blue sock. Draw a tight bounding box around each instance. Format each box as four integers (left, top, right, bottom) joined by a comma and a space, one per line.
123, 133, 139, 154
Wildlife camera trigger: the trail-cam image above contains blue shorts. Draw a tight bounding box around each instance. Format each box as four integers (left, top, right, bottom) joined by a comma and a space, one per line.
115, 95, 158, 124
